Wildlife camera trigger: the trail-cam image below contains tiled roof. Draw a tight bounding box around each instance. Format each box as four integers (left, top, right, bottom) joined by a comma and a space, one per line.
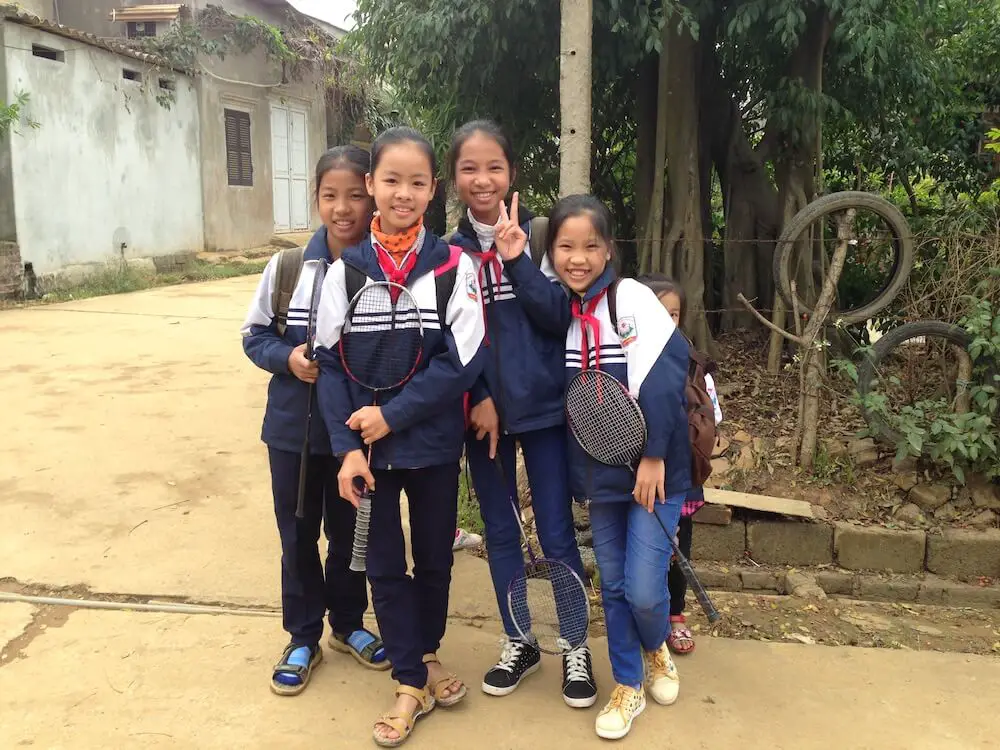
0, 3, 192, 75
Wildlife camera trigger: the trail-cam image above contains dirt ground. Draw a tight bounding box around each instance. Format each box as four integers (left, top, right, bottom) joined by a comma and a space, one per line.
2, 278, 1000, 749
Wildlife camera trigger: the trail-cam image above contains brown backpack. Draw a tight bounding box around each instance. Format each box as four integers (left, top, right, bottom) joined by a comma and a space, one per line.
607, 279, 717, 487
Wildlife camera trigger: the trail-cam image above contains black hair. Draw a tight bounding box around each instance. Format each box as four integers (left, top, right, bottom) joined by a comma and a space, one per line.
314, 145, 370, 202
637, 272, 687, 321
546, 194, 619, 271
371, 126, 437, 176
446, 119, 516, 181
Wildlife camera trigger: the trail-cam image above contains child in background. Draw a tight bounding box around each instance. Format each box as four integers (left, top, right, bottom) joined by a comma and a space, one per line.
502, 195, 691, 739
313, 127, 486, 747
240, 146, 389, 696
446, 120, 595, 706
637, 273, 723, 656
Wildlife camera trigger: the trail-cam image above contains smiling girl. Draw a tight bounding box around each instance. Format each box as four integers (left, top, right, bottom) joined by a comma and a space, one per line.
501, 194, 693, 739
240, 146, 389, 696
313, 127, 486, 747
446, 120, 595, 707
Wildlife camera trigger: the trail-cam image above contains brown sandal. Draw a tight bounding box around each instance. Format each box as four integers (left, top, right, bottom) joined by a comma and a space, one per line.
422, 653, 467, 707
372, 684, 435, 748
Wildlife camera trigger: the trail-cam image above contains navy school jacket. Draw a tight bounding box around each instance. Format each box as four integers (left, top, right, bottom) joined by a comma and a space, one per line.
450, 209, 571, 434
313, 232, 486, 469
560, 269, 692, 503
240, 227, 333, 454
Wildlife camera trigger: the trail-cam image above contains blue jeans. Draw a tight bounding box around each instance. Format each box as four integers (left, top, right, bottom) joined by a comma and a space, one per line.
590, 494, 684, 687
467, 425, 585, 639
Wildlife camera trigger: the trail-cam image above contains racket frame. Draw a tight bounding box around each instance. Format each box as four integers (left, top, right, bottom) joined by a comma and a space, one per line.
565, 368, 721, 624
340, 280, 424, 572
294, 260, 328, 520
494, 453, 591, 655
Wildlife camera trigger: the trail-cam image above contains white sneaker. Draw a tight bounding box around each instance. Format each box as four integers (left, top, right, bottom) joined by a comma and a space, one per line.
595, 684, 646, 739
453, 528, 483, 551
644, 642, 680, 705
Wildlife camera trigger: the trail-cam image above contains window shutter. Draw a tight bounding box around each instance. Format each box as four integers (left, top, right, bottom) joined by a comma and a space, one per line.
224, 109, 253, 187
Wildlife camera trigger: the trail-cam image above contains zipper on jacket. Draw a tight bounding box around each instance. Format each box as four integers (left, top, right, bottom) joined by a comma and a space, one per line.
485, 260, 511, 433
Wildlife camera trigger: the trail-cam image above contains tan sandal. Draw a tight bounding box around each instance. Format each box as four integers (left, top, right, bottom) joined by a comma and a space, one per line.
422, 653, 467, 707
372, 684, 435, 748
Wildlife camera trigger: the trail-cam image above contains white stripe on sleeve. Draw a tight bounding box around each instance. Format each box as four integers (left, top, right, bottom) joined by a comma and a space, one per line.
614, 278, 678, 397
239, 254, 279, 336
314, 259, 349, 349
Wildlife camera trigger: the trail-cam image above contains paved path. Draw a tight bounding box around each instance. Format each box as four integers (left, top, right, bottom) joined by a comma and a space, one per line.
2, 278, 999, 749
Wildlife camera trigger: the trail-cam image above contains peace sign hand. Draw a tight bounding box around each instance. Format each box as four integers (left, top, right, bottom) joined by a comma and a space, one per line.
495, 192, 528, 262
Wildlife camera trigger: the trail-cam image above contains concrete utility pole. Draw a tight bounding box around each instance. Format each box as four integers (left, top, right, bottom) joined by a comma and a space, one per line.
559, 0, 592, 196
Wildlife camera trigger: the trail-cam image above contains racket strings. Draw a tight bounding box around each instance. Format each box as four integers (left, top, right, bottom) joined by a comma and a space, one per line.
509, 559, 590, 654
565, 371, 646, 466
341, 283, 423, 390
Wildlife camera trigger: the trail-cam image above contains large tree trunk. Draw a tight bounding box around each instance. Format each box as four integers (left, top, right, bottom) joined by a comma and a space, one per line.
660, 21, 711, 349
559, 0, 593, 195
634, 56, 658, 249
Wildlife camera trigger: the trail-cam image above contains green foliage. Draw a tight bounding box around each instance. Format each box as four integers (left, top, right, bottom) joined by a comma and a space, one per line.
0, 90, 40, 138
837, 299, 1000, 482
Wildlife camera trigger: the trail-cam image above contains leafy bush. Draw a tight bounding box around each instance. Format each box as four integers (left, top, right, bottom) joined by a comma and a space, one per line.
835, 296, 1000, 482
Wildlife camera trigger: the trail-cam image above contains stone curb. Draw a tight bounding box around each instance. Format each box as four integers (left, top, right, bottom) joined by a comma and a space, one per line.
691, 565, 1000, 609
690, 518, 1000, 582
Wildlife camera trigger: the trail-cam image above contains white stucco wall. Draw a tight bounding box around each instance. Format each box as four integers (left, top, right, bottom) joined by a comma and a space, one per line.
4, 23, 203, 275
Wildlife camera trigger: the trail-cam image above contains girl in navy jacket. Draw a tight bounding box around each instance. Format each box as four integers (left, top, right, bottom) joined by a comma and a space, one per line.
446, 121, 594, 707
501, 194, 692, 740
313, 128, 485, 748
240, 146, 389, 695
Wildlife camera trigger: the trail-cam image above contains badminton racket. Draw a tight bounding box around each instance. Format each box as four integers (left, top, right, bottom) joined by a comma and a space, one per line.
496, 453, 591, 655
295, 260, 328, 520
340, 280, 424, 572
565, 368, 720, 623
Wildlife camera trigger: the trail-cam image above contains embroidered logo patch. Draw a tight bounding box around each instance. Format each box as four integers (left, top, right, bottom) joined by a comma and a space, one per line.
617, 315, 638, 346
465, 272, 478, 301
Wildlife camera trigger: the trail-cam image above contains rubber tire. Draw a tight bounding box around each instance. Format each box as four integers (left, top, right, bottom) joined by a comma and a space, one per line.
856, 320, 995, 447
773, 191, 914, 325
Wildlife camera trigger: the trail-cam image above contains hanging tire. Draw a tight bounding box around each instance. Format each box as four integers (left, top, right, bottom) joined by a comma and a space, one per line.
773, 191, 914, 326
856, 320, 996, 446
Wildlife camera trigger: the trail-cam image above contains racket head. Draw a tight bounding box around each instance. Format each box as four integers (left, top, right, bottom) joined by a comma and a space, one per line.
507, 558, 590, 655
339, 281, 424, 391
305, 260, 327, 360
565, 369, 647, 466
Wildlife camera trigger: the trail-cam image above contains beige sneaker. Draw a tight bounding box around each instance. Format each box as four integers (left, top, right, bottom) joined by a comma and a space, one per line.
595, 684, 646, 740
644, 642, 680, 705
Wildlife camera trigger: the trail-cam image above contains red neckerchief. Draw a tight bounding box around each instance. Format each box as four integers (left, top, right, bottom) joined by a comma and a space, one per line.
571, 288, 608, 370
469, 246, 504, 346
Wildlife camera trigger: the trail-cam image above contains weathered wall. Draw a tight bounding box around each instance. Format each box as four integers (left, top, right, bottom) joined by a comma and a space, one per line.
53, 1, 118, 38
199, 43, 325, 250
4, 22, 203, 275
0, 22, 17, 244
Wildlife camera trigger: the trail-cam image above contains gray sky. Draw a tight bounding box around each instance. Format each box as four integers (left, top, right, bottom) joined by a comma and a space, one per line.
286, 0, 357, 30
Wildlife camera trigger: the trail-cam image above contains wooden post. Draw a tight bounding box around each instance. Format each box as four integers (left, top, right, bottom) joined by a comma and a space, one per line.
559, 0, 592, 196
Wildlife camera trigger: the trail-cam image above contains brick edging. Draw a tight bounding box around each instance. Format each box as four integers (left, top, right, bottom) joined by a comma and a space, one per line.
691, 566, 1000, 609
691, 518, 1000, 581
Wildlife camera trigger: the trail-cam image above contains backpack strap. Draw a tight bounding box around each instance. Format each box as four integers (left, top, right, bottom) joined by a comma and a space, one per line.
271, 247, 305, 337
606, 278, 621, 330
434, 245, 463, 328
528, 216, 548, 266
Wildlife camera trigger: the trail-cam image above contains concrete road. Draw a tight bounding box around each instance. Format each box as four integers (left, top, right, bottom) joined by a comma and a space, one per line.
1, 600, 997, 750
2, 277, 999, 749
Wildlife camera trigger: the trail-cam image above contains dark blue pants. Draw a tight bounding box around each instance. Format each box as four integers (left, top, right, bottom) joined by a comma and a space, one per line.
366, 463, 459, 689
268, 448, 368, 646
466, 425, 585, 638
668, 515, 694, 616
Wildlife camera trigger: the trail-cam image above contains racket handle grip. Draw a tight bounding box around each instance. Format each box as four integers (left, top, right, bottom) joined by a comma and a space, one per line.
349, 488, 372, 573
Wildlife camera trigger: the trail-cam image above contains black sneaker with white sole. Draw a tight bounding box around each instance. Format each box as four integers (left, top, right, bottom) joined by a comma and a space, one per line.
562, 645, 598, 708
481, 639, 541, 696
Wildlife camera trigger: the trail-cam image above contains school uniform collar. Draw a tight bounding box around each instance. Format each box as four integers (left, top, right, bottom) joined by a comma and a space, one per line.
341, 231, 449, 283
577, 266, 618, 304
454, 203, 537, 245
303, 226, 334, 262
